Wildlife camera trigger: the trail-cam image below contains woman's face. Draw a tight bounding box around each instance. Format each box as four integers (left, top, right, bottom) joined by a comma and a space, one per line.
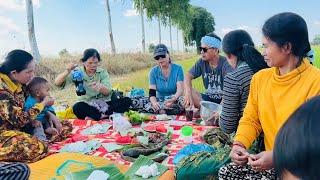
156, 53, 170, 68
12, 60, 35, 84
83, 57, 100, 74
262, 36, 289, 67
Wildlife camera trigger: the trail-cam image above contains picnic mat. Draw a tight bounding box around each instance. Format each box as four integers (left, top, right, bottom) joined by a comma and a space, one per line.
28, 152, 174, 179
47, 115, 213, 170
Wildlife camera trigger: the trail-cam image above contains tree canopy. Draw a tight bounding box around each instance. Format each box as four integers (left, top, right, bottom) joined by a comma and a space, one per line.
133, 1, 215, 52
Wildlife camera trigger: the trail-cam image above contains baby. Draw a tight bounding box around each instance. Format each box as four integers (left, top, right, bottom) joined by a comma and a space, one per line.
24, 76, 62, 141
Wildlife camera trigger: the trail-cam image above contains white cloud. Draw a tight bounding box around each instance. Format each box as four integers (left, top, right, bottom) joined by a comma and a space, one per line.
220, 25, 259, 36
314, 20, 320, 26
124, 9, 138, 17
0, 0, 40, 11
0, 16, 24, 34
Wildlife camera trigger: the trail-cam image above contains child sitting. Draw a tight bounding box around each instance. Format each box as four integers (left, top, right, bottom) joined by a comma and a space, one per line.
24, 76, 62, 141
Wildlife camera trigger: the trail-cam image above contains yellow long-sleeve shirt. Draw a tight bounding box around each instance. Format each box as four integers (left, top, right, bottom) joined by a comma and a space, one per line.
235, 59, 320, 150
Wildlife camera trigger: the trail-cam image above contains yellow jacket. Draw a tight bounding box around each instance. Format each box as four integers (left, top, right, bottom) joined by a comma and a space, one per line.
234, 59, 320, 150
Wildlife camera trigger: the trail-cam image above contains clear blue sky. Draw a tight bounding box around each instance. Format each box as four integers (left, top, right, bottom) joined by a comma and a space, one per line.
0, 0, 319, 57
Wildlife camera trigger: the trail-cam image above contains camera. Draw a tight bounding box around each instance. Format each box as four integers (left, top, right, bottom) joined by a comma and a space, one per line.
72, 69, 86, 96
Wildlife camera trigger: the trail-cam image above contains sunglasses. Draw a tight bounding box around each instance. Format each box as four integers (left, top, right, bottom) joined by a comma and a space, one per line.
199, 47, 214, 53
154, 55, 166, 60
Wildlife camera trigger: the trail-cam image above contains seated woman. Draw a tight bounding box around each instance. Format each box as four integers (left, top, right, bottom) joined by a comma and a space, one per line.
218, 12, 320, 179
131, 44, 184, 115
274, 96, 320, 180
55, 48, 114, 120
0, 50, 52, 162
219, 30, 268, 133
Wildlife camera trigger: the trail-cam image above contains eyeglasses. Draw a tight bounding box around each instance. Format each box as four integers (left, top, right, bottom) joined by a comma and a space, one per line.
199, 47, 214, 53
154, 55, 166, 60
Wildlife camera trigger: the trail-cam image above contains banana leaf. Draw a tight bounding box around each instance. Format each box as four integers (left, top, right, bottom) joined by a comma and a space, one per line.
64, 164, 125, 180
175, 146, 231, 180
125, 155, 168, 180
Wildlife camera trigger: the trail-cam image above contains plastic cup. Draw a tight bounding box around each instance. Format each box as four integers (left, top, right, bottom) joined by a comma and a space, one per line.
181, 126, 193, 136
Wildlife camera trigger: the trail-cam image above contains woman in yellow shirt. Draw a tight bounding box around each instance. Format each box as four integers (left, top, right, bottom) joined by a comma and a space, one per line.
218, 12, 320, 179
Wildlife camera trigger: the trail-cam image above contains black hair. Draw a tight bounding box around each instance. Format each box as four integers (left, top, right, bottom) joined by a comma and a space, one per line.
222, 30, 268, 73
274, 96, 320, 179
262, 12, 311, 61
205, 32, 221, 42
27, 76, 48, 97
0, 49, 33, 75
80, 48, 101, 62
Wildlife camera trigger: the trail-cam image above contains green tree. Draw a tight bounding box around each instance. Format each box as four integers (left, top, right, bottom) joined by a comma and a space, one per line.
59, 48, 70, 58
312, 35, 320, 45
184, 6, 215, 52
133, 0, 190, 46
148, 43, 155, 53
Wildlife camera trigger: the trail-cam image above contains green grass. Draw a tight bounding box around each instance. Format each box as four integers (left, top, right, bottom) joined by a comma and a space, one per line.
313, 45, 320, 68
111, 57, 205, 93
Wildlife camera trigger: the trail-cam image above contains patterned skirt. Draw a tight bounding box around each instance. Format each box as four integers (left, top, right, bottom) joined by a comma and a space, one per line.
130, 96, 185, 115
218, 162, 276, 180
0, 130, 48, 163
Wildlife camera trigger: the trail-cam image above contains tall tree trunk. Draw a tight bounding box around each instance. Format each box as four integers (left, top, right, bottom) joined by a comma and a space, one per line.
26, 0, 40, 62
139, 0, 145, 53
158, 17, 161, 44
105, 0, 116, 54
182, 34, 186, 52
169, 18, 172, 51
176, 28, 179, 52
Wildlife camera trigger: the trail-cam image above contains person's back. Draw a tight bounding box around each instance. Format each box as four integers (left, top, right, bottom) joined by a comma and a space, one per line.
219, 29, 268, 134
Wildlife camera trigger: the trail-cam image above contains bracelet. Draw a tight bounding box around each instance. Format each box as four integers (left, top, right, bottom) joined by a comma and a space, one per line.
232, 142, 246, 149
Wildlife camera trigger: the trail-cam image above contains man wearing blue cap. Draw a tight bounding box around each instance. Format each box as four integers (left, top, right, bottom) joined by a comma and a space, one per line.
184, 32, 234, 109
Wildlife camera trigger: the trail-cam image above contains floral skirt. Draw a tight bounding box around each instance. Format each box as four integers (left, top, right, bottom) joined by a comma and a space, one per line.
0, 130, 48, 163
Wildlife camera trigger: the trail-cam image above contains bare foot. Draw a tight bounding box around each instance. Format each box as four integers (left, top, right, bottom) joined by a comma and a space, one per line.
45, 127, 59, 136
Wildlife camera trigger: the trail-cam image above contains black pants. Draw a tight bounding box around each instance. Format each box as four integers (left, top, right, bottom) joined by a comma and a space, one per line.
73, 101, 102, 120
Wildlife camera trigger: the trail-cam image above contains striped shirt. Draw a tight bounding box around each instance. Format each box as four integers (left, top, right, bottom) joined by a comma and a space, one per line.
0, 162, 30, 180
219, 62, 253, 134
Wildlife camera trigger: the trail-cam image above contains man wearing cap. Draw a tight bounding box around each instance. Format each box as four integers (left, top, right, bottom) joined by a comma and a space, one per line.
130, 44, 184, 115
184, 32, 234, 109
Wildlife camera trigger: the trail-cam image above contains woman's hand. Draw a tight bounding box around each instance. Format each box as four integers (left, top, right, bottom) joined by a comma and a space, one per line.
230, 143, 249, 166
150, 99, 161, 112
248, 151, 273, 171
89, 82, 104, 92
66, 63, 78, 73
164, 97, 177, 108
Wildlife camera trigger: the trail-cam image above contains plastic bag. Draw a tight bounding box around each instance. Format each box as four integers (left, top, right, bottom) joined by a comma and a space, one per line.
110, 113, 132, 133
173, 144, 215, 164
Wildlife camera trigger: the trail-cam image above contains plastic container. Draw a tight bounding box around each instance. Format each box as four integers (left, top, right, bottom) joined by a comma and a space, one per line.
200, 101, 222, 125
181, 126, 193, 136
181, 126, 193, 143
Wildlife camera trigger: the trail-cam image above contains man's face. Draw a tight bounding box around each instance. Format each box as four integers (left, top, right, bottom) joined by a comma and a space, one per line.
200, 44, 219, 61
